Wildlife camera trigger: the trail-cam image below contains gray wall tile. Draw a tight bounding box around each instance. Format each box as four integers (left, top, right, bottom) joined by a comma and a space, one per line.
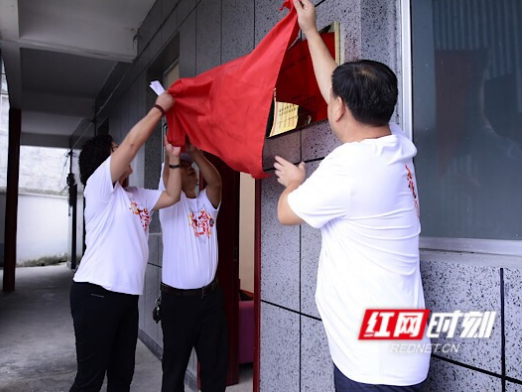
504, 268, 522, 380
148, 29, 164, 64
148, 234, 161, 267
254, 1, 286, 46
159, 0, 181, 21
196, 0, 221, 74
161, 5, 179, 47
260, 173, 300, 311
263, 131, 301, 171
301, 222, 321, 319
138, 1, 163, 54
316, 0, 362, 62
127, 80, 139, 127
425, 358, 501, 392
143, 120, 162, 187
301, 316, 334, 392
179, 11, 196, 78
302, 121, 341, 162
137, 73, 147, 117
134, 47, 151, 82
143, 263, 162, 347
360, 0, 402, 124
179, 0, 197, 25
109, 102, 123, 143
420, 260, 502, 374
507, 382, 522, 392
221, 0, 255, 63
300, 161, 322, 318
260, 302, 300, 392
360, 0, 398, 66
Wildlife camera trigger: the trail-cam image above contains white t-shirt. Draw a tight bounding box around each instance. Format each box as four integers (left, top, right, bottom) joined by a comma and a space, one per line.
159, 171, 220, 289
73, 156, 162, 295
288, 123, 430, 386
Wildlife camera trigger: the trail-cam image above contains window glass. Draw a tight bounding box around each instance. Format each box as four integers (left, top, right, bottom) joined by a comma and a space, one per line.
412, 0, 522, 240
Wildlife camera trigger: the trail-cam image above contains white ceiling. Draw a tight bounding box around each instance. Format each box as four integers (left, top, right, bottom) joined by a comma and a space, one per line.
0, 0, 156, 147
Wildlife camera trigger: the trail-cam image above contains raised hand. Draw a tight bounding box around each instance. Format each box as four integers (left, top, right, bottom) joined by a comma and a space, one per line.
156, 92, 175, 114
293, 0, 317, 36
185, 137, 199, 155
164, 135, 181, 159
274, 155, 306, 188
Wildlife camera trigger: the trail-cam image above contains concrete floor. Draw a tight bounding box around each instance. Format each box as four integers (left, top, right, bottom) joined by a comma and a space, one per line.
0, 263, 253, 392
0, 263, 163, 392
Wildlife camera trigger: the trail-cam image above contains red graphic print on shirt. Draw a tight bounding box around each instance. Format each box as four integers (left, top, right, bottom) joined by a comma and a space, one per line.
129, 202, 151, 231
405, 165, 420, 218
188, 209, 215, 238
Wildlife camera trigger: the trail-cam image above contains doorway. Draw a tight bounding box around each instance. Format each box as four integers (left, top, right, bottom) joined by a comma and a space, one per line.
161, 57, 259, 392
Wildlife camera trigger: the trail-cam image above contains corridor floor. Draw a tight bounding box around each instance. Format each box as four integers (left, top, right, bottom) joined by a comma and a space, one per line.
0, 263, 163, 392
0, 263, 253, 392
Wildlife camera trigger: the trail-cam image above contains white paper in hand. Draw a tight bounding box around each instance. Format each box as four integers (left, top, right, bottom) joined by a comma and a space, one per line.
149, 80, 165, 96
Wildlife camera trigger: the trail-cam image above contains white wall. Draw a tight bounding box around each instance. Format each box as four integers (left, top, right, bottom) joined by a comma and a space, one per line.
16, 193, 69, 264
239, 173, 255, 293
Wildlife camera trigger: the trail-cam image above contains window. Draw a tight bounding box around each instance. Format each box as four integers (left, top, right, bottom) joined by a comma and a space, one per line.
410, 0, 522, 245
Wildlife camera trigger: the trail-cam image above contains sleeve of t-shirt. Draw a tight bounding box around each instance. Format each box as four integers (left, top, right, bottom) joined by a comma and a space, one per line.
134, 187, 163, 213
158, 163, 166, 192
287, 156, 352, 229
84, 155, 116, 204
199, 189, 220, 217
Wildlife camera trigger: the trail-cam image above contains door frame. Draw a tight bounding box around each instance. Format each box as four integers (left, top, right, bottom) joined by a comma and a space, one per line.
253, 179, 262, 392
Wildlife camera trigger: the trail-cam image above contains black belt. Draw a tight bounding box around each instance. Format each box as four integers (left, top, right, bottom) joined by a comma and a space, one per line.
161, 278, 218, 298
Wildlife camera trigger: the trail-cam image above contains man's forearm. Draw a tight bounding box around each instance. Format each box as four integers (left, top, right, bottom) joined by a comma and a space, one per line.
277, 183, 304, 225
164, 158, 181, 201
163, 154, 170, 189
191, 152, 221, 187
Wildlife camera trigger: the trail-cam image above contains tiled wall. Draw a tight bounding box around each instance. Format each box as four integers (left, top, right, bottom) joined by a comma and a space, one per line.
97, 0, 522, 391
259, 0, 402, 390
419, 258, 522, 391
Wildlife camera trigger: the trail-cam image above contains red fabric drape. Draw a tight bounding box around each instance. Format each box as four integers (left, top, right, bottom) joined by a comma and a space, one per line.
166, 0, 299, 179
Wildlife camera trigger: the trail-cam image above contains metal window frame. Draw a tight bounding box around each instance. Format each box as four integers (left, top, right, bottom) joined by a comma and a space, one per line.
401, 0, 521, 258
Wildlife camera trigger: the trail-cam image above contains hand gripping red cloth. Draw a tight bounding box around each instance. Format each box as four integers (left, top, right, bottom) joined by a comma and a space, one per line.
166, 0, 299, 179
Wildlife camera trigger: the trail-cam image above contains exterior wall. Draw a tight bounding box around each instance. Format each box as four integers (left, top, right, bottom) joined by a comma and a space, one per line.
419, 254, 510, 391
16, 193, 69, 265
259, 0, 522, 391
260, 0, 400, 390
95, 0, 522, 391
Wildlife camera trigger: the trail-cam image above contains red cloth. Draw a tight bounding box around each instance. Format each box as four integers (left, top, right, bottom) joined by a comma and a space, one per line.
275, 32, 335, 124
166, 0, 299, 179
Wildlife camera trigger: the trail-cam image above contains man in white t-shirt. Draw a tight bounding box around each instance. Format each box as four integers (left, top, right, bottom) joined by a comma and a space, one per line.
273, 1, 431, 391
158, 141, 227, 392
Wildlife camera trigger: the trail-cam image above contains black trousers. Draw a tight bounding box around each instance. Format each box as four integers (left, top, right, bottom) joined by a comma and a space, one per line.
160, 287, 228, 392
69, 282, 139, 392
334, 365, 426, 392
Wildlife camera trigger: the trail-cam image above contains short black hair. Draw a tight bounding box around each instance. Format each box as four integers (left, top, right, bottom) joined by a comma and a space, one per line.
79, 134, 113, 185
332, 60, 398, 127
